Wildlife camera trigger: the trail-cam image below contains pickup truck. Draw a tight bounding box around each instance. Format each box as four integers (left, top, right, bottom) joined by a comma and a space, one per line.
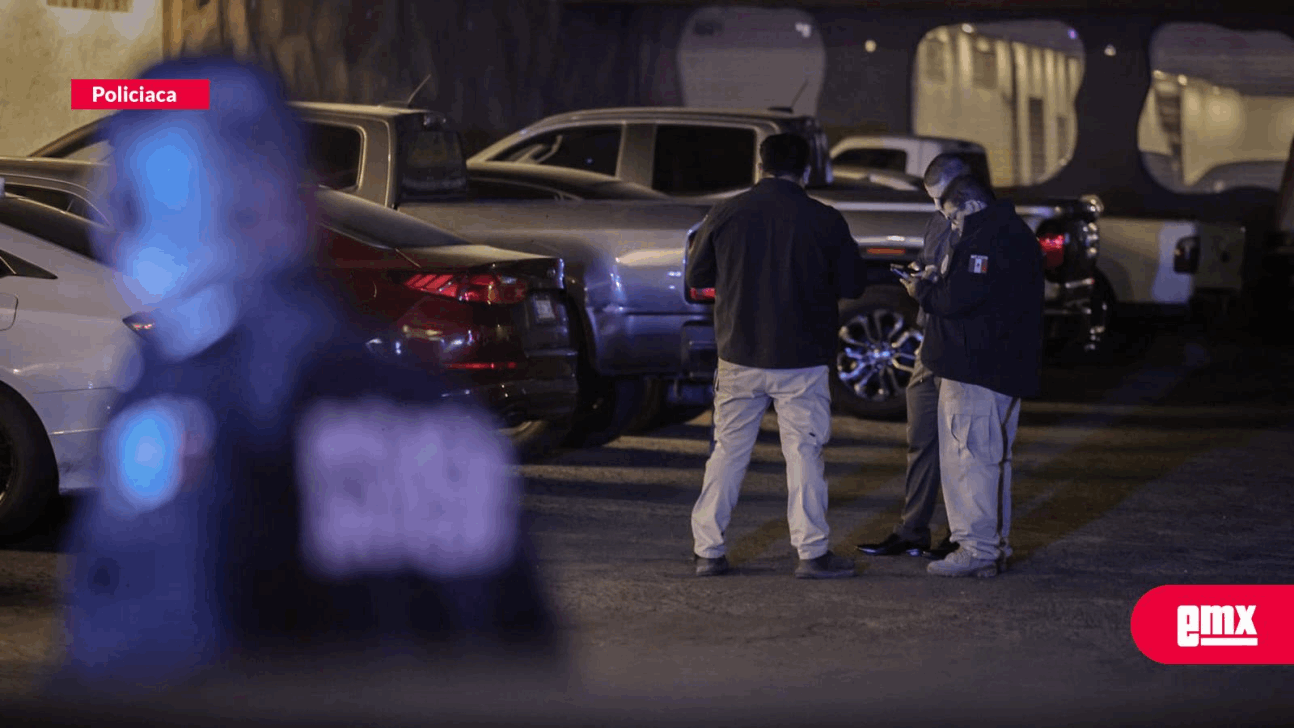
471, 107, 1105, 418
830, 133, 1248, 325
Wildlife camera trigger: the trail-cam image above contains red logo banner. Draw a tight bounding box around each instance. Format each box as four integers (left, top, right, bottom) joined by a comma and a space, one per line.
1132, 585, 1294, 664
71, 79, 210, 110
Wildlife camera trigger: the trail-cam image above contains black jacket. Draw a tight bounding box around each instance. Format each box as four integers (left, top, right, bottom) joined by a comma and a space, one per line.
685, 178, 873, 369
914, 200, 1044, 399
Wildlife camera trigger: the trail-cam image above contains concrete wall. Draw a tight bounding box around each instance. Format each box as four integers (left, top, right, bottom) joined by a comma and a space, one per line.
0, 0, 164, 155
162, 0, 689, 155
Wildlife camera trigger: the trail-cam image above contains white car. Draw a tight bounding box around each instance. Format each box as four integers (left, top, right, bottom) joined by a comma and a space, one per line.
0, 180, 143, 537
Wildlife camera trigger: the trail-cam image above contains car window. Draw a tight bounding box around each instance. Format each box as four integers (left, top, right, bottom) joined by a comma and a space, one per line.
492, 126, 622, 176
652, 125, 756, 194
0, 196, 105, 264
395, 117, 469, 201
834, 148, 908, 173
305, 122, 364, 190
469, 179, 564, 200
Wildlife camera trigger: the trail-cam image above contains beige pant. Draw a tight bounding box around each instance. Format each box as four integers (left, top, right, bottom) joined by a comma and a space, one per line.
936, 378, 1020, 561
692, 360, 833, 560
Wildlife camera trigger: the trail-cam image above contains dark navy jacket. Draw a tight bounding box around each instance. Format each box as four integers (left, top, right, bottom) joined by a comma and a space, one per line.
914, 200, 1044, 399
685, 178, 877, 369
53, 271, 559, 694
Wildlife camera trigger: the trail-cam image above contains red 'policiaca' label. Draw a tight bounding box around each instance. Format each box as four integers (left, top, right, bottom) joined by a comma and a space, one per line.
71, 79, 210, 110
1131, 585, 1294, 664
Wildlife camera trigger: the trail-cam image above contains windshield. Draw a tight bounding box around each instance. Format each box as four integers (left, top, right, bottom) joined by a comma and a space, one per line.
397, 117, 468, 202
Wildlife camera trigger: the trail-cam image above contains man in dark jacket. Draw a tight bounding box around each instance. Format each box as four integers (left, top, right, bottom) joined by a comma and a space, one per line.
906, 175, 1043, 578
685, 133, 872, 580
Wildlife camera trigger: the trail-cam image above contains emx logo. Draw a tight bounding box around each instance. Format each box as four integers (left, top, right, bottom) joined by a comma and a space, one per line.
1177, 604, 1256, 647
1132, 585, 1294, 664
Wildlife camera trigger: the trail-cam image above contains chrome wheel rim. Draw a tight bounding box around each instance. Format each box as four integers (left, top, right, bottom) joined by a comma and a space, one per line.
836, 308, 922, 403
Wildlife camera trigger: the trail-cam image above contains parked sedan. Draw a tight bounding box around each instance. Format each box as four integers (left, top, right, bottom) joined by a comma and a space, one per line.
311, 188, 579, 459
0, 159, 581, 461
0, 185, 143, 537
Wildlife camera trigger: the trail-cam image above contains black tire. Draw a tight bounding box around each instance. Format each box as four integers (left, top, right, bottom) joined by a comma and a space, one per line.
654, 403, 710, 429
504, 418, 573, 463
621, 378, 666, 435
561, 371, 650, 449
0, 389, 58, 541
831, 285, 922, 420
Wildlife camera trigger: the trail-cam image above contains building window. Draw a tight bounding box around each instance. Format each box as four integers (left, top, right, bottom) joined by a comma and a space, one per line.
913, 21, 1083, 187
1139, 24, 1294, 194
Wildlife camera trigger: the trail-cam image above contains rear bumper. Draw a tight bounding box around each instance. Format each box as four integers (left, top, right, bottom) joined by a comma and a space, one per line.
446, 377, 579, 428
443, 348, 580, 427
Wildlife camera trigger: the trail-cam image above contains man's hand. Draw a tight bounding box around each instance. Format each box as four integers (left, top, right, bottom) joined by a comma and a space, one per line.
901, 265, 938, 298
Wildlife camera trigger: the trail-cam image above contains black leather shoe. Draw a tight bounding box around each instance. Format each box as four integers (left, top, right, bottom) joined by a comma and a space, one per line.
694, 554, 730, 577
922, 537, 959, 560
856, 534, 927, 556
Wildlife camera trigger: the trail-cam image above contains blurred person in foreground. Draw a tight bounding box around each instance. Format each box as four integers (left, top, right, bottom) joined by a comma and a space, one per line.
47, 56, 564, 700
901, 175, 1043, 578
686, 133, 875, 579
857, 154, 984, 562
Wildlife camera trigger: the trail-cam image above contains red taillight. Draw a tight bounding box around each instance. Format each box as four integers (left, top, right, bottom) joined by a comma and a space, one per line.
688, 287, 716, 303
1039, 234, 1066, 270
405, 271, 528, 304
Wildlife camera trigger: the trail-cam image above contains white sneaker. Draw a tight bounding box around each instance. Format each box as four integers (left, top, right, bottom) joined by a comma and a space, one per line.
926, 547, 999, 578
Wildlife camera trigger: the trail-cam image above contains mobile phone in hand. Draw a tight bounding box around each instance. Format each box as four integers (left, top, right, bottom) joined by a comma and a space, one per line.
890, 264, 913, 280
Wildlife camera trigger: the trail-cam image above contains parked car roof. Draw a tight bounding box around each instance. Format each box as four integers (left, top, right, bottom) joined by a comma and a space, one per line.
519, 106, 807, 127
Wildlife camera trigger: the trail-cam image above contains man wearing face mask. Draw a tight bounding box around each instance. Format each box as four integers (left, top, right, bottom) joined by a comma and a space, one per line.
50, 57, 563, 699
857, 154, 977, 562
900, 175, 1043, 578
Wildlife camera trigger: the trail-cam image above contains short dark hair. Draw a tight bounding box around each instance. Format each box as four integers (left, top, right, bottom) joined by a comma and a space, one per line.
923, 153, 973, 191
759, 133, 810, 178
939, 174, 995, 210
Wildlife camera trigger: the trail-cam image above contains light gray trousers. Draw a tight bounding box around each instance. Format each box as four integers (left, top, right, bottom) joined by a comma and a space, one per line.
936, 378, 1020, 561
692, 359, 833, 561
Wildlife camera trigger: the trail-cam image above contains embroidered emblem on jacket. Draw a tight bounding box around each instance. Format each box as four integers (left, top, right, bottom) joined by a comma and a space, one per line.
970, 255, 989, 274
